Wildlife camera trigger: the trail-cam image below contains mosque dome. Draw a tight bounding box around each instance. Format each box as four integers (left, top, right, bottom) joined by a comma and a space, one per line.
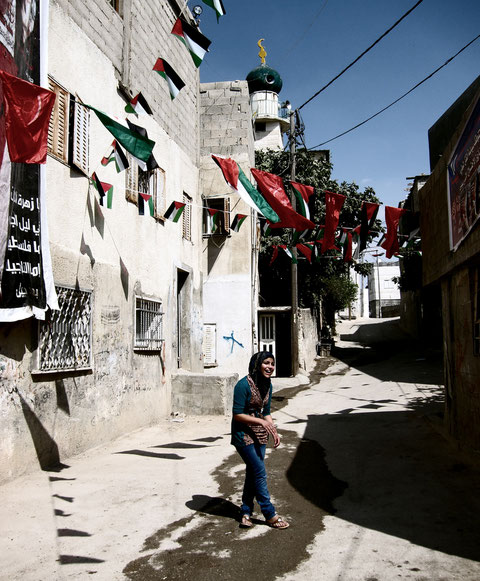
246, 63, 283, 94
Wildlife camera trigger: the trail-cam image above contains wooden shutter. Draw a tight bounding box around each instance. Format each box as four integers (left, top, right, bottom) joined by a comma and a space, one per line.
223, 196, 231, 234
71, 97, 89, 175
203, 323, 217, 366
47, 77, 69, 162
154, 167, 166, 219
182, 193, 192, 241
125, 154, 138, 203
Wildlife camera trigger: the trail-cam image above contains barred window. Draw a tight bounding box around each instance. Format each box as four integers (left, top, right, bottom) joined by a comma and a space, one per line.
203, 196, 230, 237
38, 286, 92, 371
134, 296, 164, 351
125, 156, 166, 220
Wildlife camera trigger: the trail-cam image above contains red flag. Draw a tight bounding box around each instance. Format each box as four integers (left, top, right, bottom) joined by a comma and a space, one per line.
269, 245, 279, 266
322, 190, 346, 253
251, 168, 315, 231
381, 206, 407, 258
0, 70, 56, 164
297, 243, 312, 263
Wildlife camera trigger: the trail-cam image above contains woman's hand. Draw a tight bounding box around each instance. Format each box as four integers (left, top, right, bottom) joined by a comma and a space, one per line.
262, 419, 281, 448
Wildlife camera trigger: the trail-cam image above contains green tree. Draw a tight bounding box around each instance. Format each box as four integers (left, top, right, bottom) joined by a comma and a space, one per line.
256, 148, 381, 335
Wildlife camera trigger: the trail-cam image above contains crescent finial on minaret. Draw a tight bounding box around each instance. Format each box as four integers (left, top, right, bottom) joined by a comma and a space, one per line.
257, 39, 267, 65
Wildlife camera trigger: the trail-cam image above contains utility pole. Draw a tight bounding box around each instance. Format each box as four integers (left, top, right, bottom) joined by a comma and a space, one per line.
290, 110, 298, 376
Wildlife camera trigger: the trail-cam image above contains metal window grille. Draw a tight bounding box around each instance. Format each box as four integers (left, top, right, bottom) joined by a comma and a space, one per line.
135, 297, 164, 350
38, 286, 92, 371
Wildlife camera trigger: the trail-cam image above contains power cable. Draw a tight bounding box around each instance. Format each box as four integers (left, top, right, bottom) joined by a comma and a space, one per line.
309, 32, 480, 148
297, 0, 424, 111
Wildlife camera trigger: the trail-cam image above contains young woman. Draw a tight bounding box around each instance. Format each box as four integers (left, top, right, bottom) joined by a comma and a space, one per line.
231, 351, 289, 529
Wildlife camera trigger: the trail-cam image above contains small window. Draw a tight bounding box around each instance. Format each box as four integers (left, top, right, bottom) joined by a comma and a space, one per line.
203, 323, 217, 367
255, 121, 266, 133
203, 197, 230, 236
125, 156, 166, 219
38, 286, 92, 372
182, 192, 192, 241
47, 76, 89, 174
134, 296, 164, 351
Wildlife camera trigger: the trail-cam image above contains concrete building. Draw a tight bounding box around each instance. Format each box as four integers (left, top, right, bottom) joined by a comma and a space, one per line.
0, 0, 258, 483
367, 259, 401, 318
418, 76, 480, 451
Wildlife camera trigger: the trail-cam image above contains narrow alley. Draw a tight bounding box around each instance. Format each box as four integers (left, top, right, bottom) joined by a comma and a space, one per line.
1, 317, 480, 581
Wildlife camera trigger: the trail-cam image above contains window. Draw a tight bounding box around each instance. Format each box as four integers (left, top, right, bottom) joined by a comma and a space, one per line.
182, 192, 192, 241
125, 156, 166, 219
203, 323, 217, 366
203, 197, 230, 236
47, 76, 89, 174
134, 296, 164, 351
37, 286, 92, 372
255, 121, 266, 133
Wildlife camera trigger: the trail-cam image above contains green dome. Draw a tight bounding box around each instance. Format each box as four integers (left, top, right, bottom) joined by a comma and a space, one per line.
246, 64, 283, 94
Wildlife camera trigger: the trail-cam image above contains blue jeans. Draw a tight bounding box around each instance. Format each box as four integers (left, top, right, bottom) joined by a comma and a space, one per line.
235, 443, 276, 520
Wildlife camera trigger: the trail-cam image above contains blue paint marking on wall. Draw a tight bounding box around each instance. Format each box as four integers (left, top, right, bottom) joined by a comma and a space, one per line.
223, 331, 244, 354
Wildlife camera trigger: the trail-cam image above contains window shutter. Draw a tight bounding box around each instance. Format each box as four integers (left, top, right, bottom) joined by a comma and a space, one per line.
223, 196, 231, 234
182, 193, 192, 241
71, 97, 89, 175
203, 323, 217, 366
154, 167, 166, 219
125, 153, 138, 203
47, 77, 69, 162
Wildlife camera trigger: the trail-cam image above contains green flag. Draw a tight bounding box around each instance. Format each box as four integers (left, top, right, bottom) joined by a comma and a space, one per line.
86, 105, 155, 163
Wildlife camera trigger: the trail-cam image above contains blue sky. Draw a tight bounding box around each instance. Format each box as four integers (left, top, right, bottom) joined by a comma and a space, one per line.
194, 0, 480, 223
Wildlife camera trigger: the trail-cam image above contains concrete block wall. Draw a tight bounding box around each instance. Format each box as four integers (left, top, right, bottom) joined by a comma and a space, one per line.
54, 0, 199, 161
171, 371, 238, 415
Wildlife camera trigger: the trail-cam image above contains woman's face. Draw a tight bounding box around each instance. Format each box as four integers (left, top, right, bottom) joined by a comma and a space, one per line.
260, 357, 275, 379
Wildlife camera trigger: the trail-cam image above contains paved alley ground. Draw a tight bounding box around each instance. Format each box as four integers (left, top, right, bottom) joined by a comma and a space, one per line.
1, 317, 480, 580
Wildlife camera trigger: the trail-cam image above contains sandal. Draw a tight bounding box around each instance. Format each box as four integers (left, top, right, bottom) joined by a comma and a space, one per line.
240, 514, 253, 528
266, 515, 289, 529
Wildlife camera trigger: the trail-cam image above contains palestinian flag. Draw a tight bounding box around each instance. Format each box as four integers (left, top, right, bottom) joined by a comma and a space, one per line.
171, 17, 211, 68
296, 243, 313, 263
86, 104, 154, 163
126, 120, 159, 171
290, 181, 314, 220
125, 92, 153, 116
339, 229, 354, 262
202, 0, 226, 21
207, 208, 220, 233
153, 58, 185, 100
91, 172, 114, 209
279, 245, 298, 264
231, 213, 247, 232
101, 140, 129, 173
250, 168, 315, 231
212, 155, 279, 223
357, 201, 380, 253
138, 193, 154, 217
164, 201, 186, 222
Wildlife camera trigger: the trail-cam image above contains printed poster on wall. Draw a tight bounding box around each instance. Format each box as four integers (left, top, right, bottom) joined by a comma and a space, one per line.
0, 0, 57, 321
447, 95, 480, 251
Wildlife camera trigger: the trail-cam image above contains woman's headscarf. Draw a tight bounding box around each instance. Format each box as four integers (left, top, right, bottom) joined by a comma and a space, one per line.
248, 351, 275, 398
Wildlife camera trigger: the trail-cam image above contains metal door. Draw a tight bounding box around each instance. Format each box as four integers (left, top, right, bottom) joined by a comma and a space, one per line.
259, 314, 276, 362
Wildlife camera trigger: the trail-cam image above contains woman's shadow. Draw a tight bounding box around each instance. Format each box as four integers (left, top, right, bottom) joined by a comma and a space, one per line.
185, 495, 264, 526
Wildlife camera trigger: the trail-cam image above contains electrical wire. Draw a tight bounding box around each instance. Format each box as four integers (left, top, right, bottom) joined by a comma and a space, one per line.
309, 32, 480, 149
297, 0, 425, 111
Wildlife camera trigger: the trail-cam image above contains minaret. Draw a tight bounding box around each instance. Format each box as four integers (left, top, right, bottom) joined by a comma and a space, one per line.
246, 40, 290, 150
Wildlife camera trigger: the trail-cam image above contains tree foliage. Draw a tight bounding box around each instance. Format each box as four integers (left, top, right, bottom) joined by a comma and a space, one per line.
256, 148, 382, 334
